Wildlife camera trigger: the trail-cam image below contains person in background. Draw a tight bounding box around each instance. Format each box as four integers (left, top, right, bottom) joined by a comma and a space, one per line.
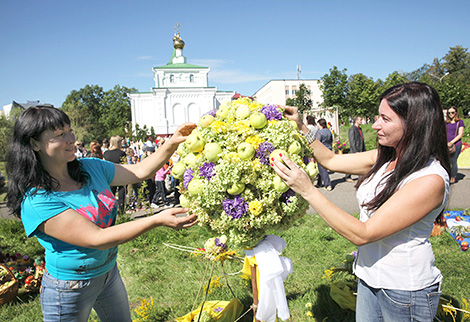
345, 115, 366, 182
273, 82, 449, 321
305, 115, 318, 132
101, 138, 109, 153
125, 147, 142, 210
104, 136, 127, 212
445, 106, 465, 184
315, 118, 333, 191
141, 145, 156, 204
74, 141, 86, 159
86, 141, 103, 159
5, 105, 197, 321
151, 162, 173, 208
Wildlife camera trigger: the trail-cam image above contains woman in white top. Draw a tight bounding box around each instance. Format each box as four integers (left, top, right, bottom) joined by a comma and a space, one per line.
272, 82, 450, 321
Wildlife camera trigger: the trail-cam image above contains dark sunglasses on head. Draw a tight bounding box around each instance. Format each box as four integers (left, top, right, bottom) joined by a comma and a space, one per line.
448, 111, 456, 115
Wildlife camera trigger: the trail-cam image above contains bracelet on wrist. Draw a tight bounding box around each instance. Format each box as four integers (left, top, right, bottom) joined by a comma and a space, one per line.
305, 128, 317, 144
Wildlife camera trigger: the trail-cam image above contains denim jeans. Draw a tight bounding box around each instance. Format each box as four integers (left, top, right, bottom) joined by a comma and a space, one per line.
356, 279, 441, 322
40, 263, 131, 322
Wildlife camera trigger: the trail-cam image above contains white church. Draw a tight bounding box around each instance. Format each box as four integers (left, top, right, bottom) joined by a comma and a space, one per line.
129, 31, 234, 135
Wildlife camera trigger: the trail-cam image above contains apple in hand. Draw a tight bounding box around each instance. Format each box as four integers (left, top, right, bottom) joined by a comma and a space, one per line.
172, 162, 186, 180
269, 149, 289, 164
205, 142, 222, 162
200, 114, 215, 128
249, 112, 268, 129
227, 182, 245, 195
188, 179, 204, 196
186, 132, 205, 153
179, 194, 190, 208
237, 142, 255, 160
236, 105, 251, 119
288, 141, 302, 155
289, 120, 299, 130
306, 162, 318, 178
273, 175, 289, 193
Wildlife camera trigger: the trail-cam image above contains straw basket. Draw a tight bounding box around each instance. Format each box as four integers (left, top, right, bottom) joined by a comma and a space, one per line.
0, 264, 19, 306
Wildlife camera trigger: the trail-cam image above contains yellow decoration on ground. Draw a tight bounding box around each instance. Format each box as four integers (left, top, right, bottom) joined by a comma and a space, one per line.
176, 298, 243, 322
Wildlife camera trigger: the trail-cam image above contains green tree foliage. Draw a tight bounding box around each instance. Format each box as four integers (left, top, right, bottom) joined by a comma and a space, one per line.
320, 66, 348, 112
61, 84, 136, 143
295, 83, 313, 114
0, 115, 13, 161
346, 73, 379, 120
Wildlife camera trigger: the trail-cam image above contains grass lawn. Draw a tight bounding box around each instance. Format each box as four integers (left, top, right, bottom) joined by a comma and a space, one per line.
1, 212, 469, 321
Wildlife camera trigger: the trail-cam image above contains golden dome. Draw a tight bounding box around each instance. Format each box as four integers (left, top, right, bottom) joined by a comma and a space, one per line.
173, 33, 185, 50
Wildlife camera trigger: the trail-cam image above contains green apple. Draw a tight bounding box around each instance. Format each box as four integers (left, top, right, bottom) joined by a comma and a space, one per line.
183, 153, 197, 168
306, 162, 318, 178
237, 142, 255, 160
199, 114, 215, 128
249, 112, 268, 129
289, 120, 299, 130
179, 194, 190, 208
171, 162, 186, 180
235, 104, 251, 119
269, 149, 289, 164
204, 142, 222, 162
188, 179, 204, 196
216, 106, 229, 119
273, 176, 289, 193
227, 182, 245, 195
288, 141, 302, 155
186, 132, 205, 153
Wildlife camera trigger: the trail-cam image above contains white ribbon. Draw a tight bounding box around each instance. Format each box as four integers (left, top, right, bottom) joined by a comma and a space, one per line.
245, 235, 293, 322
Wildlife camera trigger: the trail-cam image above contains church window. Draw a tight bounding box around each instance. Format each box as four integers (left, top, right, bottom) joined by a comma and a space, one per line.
190, 74, 194, 82
170, 74, 174, 83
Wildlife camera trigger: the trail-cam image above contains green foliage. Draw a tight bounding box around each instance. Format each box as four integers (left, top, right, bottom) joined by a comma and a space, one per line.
346, 73, 380, 120
320, 66, 348, 118
0, 115, 13, 161
61, 84, 137, 143
295, 83, 313, 115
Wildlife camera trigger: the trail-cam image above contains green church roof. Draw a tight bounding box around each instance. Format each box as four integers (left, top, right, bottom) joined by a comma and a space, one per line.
154, 49, 207, 69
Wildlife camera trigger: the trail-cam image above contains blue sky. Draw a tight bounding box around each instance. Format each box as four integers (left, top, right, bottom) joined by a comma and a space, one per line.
1, 0, 469, 108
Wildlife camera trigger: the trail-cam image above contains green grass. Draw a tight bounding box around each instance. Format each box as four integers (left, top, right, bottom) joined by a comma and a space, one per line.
1, 214, 469, 321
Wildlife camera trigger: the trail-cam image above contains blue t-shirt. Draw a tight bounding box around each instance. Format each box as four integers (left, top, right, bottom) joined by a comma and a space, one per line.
21, 158, 118, 280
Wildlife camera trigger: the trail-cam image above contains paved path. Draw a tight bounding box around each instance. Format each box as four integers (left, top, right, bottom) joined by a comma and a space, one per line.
1, 169, 469, 220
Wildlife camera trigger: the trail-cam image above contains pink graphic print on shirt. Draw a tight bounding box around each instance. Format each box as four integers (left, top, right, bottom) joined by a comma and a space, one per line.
76, 189, 117, 228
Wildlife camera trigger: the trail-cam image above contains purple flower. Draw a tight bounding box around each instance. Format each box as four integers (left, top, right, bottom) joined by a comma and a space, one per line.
256, 142, 275, 165
281, 189, 296, 203
183, 169, 194, 189
223, 196, 249, 219
214, 238, 226, 248
214, 307, 223, 313
261, 105, 282, 121
303, 156, 311, 165
203, 109, 217, 117
199, 162, 216, 181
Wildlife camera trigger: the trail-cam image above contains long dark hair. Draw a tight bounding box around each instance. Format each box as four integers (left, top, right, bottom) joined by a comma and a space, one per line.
6, 106, 89, 217
357, 82, 451, 211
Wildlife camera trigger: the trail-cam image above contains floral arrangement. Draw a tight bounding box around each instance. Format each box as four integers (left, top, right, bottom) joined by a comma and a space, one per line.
333, 140, 347, 152
173, 97, 318, 247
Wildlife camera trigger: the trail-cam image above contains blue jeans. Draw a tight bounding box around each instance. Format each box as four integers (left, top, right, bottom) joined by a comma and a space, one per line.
356, 279, 441, 322
40, 263, 131, 322
449, 142, 462, 179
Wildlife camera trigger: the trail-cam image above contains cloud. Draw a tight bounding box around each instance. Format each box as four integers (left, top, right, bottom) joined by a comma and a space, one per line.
137, 56, 155, 60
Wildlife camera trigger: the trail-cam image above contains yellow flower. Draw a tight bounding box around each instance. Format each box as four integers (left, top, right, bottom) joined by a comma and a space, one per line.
268, 120, 279, 126
246, 135, 264, 149
250, 101, 264, 110
204, 276, 223, 294
210, 120, 227, 134
134, 297, 154, 322
252, 159, 263, 171
233, 120, 250, 134
249, 200, 263, 216
224, 152, 240, 163
322, 268, 335, 280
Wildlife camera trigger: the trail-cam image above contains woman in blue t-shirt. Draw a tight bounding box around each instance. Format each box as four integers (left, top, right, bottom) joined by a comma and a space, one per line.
6, 105, 198, 322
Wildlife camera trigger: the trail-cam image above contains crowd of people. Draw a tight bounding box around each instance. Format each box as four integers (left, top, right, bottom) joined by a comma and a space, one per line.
72, 134, 181, 213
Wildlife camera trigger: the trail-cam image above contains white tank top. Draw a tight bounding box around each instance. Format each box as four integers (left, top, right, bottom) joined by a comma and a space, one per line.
354, 157, 449, 290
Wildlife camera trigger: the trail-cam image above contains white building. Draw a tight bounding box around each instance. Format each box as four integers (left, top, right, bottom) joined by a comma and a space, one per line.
253, 79, 339, 135
129, 32, 234, 135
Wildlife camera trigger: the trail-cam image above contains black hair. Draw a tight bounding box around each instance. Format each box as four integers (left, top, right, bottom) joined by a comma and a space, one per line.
357, 82, 451, 211
306, 115, 316, 126
6, 105, 89, 217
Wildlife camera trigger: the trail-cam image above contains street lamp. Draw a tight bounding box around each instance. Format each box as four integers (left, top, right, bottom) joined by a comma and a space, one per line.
430, 72, 449, 83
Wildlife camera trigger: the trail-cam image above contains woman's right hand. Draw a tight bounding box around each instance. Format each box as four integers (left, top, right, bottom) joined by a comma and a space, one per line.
154, 207, 198, 229
169, 123, 197, 146
283, 106, 307, 133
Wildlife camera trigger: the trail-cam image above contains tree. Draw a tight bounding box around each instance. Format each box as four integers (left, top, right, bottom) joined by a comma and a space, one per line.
0, 115, 13, 161
320, 66, 349, 118
379, 71, 408, 93
442, 45, 470, 75
347, 73, 380, 120
294, 83, 313, 115
100, 85, 137, 138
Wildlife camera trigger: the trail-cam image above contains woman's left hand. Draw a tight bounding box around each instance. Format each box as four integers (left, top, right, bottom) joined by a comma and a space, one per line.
169, 123, 197, 145
271, 154, 315, 197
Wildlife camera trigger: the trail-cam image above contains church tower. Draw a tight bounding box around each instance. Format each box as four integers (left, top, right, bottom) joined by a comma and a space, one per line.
129, 24, 234, 135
